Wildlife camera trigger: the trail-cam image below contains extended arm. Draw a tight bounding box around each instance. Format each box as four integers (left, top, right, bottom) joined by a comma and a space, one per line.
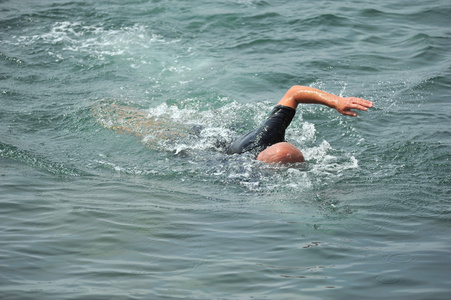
277, 85, 373, 117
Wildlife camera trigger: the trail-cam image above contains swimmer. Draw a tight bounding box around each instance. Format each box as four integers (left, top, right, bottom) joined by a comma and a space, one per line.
93, 85, 373, 164
226, 85, 373, 164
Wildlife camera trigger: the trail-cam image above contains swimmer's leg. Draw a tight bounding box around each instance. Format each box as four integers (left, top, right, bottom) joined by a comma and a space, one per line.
92, 99, 188, 143
92, 100, 149, 137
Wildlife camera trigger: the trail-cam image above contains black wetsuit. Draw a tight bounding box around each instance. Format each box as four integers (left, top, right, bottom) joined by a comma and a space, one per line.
226, 105, 296, 157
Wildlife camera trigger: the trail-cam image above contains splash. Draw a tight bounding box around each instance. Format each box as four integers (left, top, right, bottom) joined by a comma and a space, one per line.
92, 99, 360, 193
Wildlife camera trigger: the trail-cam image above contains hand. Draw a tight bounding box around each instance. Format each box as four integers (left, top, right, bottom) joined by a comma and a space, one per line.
335, 97, 374, 117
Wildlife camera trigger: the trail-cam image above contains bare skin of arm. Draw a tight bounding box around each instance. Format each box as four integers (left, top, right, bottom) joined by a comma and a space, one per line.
277, 85, 373, 117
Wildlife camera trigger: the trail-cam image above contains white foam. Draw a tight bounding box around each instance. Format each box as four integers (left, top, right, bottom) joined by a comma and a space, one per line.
147, 102, 198, 123
303, 140, 333, 161
5, 22, 171, 61
303, 140, 359, 180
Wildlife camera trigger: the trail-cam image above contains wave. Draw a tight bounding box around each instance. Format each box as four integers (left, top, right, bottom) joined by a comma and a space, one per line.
0, 141, 87, 177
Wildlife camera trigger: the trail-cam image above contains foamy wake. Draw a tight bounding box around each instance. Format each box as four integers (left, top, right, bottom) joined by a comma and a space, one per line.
4, 21, 171, 62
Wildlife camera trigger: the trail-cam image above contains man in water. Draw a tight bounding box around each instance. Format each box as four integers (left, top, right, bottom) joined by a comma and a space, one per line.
226, 85, 373, 164
93, 85, 373, 164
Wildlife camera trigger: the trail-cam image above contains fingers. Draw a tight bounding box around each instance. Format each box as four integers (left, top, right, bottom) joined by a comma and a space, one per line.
350, 97, 374, 109
345, 98, 374, 116
341, 98, 374, 117
350, 103, 370, 111
342, 110, 358, 117
336, 96, 373, 117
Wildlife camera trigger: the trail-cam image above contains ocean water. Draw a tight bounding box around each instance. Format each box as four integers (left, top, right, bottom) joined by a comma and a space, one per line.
1, 0, 450, 299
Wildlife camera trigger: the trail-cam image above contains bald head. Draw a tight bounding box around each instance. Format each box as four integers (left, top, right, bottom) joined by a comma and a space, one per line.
256, 142, 304, 164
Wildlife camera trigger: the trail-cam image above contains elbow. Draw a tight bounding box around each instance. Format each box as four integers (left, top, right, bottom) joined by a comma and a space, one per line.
288, 85, 308, 94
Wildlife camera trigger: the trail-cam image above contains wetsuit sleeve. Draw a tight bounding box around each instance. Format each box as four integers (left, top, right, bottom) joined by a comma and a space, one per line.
227, 105, 296, 156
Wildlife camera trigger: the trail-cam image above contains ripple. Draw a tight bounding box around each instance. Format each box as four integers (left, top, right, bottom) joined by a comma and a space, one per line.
376, 274, 401, 284
0, 141, 86, 177
386, 254, 414, 264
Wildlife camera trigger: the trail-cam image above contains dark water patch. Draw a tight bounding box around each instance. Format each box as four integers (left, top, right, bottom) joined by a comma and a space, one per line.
0, 141, 87, 177
404, 6, 451, 27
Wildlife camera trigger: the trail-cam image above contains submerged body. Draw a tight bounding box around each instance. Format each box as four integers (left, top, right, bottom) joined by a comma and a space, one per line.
92, 100, 189, 147
93, 86, 373, 164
